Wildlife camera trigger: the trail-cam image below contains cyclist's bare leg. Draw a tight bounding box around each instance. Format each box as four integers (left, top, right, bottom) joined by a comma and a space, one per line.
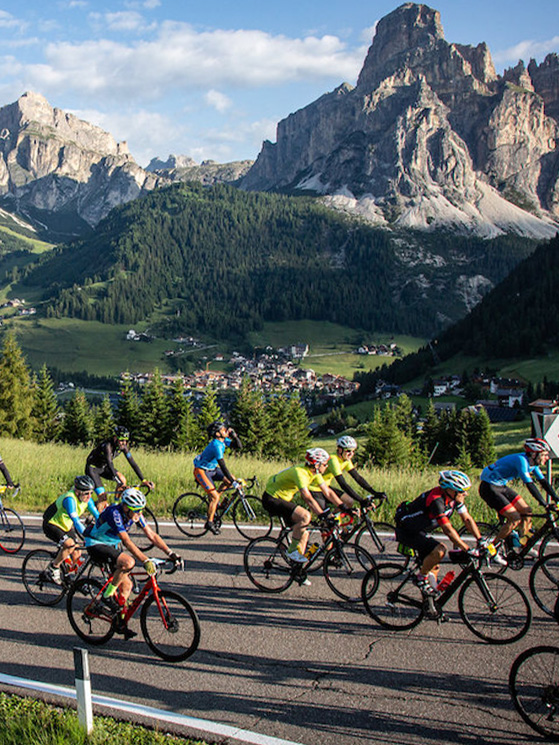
207, 487, 221, 522
53, 537, 79, 568
289, 505, 312, 555
494, 503, 528, 544
109, 553, 134, 604
420, 544, 445, 576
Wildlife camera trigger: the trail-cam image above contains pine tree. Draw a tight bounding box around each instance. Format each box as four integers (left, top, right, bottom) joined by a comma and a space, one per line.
265, 394, 293, 460
0, 331, 35, 438
283, 391, 311, 461
421, 400, 440, 464
169, 378, 197, 451
61, 390, 94, 446
138, 369, 170, 448
361, 405, 412, 468
467, 407, 496, 467
31, 364, 61, 443
229, 379, 270, 456
93, 395, 115, 442
394, 393, 415, 438
116, 376, 141, 441
196, 387, 222, 449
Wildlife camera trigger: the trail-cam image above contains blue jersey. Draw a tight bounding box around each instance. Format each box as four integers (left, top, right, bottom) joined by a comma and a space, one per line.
85, 502, 146, 547
480, 453, 543, 487
194, 437, 231, 470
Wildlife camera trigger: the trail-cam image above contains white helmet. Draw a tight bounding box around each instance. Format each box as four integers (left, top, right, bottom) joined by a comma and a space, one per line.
337, 435, 357, 450
524, 438, 550, 454
305, 448, 330, 471
121, 487, 146, 512
438, 470, 471, 493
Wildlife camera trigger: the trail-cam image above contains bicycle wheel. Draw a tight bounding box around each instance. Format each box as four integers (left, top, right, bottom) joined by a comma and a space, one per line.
140, 589, 200, 662
458, 572, 531, 644
129, 505, 159, 551
362, 562, 424, 630
539, 529, 559, 561
172, 492, 209, 538
66, 577, 115, 645
21, 549, 66, 606
232, 495, 273, 540
509, 645, 559, 740
354, 521, 405, 565
529, 552, 559, 617
0, 507, 25, 553
323, 542, 376, 602
243, 537, 294, 593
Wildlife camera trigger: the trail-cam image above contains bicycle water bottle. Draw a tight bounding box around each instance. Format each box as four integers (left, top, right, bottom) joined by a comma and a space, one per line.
305, 542, 320, 559
519, 530, 534, 546
437, 570, 455, 592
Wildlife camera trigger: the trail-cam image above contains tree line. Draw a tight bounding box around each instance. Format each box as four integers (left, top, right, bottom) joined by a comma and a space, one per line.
0, 332, 310, 461
18, 182, 535, 341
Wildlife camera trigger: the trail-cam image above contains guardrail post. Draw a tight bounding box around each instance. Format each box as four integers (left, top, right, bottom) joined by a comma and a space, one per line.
73, 647, 93, 734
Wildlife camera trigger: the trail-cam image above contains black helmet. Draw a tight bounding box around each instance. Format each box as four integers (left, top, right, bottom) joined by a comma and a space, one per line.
74, 475, 95, 492
114, 426, 130, 441
207, 420, 225, 438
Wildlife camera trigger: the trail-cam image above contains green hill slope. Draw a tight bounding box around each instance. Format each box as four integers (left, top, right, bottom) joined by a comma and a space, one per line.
19, 182, 536, 341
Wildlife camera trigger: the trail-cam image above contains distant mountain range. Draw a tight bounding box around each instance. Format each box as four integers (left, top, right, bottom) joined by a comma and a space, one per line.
242, 3, 559, 240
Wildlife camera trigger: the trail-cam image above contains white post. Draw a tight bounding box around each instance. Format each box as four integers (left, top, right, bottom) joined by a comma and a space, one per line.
74, 647, 93, 734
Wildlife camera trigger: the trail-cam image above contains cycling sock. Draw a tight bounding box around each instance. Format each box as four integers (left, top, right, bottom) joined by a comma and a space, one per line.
103, 583, 118, 598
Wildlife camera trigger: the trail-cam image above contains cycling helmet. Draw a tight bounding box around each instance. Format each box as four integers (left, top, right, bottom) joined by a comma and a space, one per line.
305, 447, 330, 471
74, 475, 95, 492
207, 420, 226, 438
523, 438, 550, 454
337, 435, 357, 450
121, 487, 146, 512
439, 470, 471, 493
114, 425, 130, 441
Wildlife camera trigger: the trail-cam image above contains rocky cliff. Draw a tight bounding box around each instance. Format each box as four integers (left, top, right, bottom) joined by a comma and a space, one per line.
0, 91, 168, 236
242, 2, 559, 239
146, 154, 253, 186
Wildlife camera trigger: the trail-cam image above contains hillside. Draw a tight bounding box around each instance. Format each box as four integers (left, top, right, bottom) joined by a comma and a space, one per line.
16, 182, 538, 341
365, 231, 559, 385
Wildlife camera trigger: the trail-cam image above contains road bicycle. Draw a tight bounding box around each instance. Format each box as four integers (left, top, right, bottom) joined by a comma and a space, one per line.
509, 645, 559, 740
332, 495, 401, 565
458, 500, 559, 572
528, 551, 559, 617
173, 476, 272, 540
361, 548, 531, 644
66, 557, 200, 663
22, 544, 107, 606
243, 514, 376, 602
0, 485, 25, 554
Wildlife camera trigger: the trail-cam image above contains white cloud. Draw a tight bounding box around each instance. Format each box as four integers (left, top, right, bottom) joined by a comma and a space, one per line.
88, 11, 157, 34
205, 90, 232, 113
360, 24, 378, 44
493, 35, 559, 66
15, 23, 365, 103
0, 10, 27, 33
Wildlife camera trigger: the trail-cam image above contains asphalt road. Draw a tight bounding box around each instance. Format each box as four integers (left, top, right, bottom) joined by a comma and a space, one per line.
0, 518, 553, 745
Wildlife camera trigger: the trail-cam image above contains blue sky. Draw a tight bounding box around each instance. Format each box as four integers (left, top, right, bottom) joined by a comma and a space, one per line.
0, 1, 557, 167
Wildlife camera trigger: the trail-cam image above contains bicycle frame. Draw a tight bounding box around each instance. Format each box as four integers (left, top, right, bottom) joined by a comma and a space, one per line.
216, 477, 259, 521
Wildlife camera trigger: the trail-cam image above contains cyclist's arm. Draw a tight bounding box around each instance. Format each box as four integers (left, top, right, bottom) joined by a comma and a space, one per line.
228, 429, 242, 450
217, 457, 235, 484
300, 487, 327, 516
62, 495, 87, 537
141, 522, 175, 556
535, 477, 559, 504
123, 448, 145, 482
347, 468, 383, 498
334, 473, 363, 504
87, 497, 100, 522
119, 530, 149, 564
525, 480, 549, 508
457, 507, 481, 541
0, 459, 15, 487
438, 519, 470, 552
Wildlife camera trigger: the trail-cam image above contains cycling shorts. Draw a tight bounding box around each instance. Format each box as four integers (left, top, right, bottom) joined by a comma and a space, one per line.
86, 464, 118, 488
479, 481, 522, 515
86, 543, 121, 570
395, 525, 440, 561
43, 521, 78, 546
194, 466, 225, 493
262, 492, 299, 526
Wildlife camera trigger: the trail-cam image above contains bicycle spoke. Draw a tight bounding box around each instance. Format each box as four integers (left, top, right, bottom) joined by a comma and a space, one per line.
140, 590, 200, 662
233, 495, 273, 540
362, 562, 424, 630
243, 537, 294, 592
529, 552, 559, 617
0, 507, 25, 553
459, 573, 531, 644
172, 492, 209, 538
510, 646, 559, 739
323, 542, 376, 602
66, 578, 115, 645
21, 549, 66, 606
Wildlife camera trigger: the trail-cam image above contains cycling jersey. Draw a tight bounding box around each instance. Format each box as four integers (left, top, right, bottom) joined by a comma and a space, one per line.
194, 437, 232, 470
85, 502, 146, 547
265, 465, 324, 502
396, 486, 467, 533
86, 438, 144, 482
320, 453, 353, 487
44, 489, 99, 536
480, 453, 543, 486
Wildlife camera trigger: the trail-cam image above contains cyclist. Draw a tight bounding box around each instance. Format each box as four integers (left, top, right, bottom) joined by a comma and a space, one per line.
309, 435, 387, 511
42, 475, 99, 585
262, 447, 338, 562
479, 437, 558, 564
395, 470, 481, 598
193, 420, 242, 535
85, 426, 154, 511
0, 453, 15, 488
84, 486, 181, 639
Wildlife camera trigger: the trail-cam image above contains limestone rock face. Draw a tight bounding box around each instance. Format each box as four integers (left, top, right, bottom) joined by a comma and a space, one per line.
147, 154, 253, 185
0, 91, 167, 233
242, 3, 559, 238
